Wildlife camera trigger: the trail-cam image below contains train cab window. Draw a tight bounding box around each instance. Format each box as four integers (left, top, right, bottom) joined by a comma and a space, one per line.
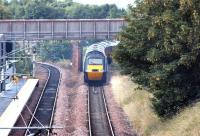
88, 58, 103, 65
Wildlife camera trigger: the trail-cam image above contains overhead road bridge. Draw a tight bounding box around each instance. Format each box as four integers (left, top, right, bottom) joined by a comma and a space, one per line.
0, 19, 126, 41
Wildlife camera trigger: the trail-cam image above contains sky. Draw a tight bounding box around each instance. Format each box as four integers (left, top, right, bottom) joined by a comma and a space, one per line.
72, 0, 134, 9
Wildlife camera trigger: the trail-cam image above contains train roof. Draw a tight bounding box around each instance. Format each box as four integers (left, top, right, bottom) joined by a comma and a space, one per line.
85, 40, 120, 55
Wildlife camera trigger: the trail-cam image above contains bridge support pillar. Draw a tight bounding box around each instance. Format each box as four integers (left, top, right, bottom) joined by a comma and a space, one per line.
72, 41, 82, 73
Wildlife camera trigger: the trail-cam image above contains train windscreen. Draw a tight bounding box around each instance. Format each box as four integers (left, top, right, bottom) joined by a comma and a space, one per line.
88, 58, 103, 65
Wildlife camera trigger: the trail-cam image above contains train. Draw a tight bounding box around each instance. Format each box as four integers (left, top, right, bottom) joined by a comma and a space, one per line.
83, 41, 119, 84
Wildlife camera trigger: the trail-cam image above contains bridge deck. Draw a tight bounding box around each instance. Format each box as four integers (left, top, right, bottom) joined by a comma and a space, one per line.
0, 19, 126, 40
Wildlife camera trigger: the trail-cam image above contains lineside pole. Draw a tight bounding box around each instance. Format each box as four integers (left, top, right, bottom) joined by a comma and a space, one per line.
32, 46, 36, 78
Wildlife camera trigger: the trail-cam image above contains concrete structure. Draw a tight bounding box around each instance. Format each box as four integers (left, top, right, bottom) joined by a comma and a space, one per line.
0, 79, 26, 116
0, 19, 126, 41
0, 79, 39, 136
72, 41, 82, 72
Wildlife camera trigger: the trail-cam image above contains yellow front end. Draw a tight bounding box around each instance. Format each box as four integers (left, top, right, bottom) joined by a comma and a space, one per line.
87, 65, 103, 80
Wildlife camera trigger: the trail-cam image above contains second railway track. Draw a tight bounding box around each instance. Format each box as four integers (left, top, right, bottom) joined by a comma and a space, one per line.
25, 63, 61, 136
88, 86, 114, 136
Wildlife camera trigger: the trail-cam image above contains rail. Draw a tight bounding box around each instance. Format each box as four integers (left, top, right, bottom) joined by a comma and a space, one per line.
88, 88, 92, 136
88, 86, 115, 136
24, 63, 50, 136
47, 63, 62, 136
24, 63, 61, 136
102, 87, 115, 136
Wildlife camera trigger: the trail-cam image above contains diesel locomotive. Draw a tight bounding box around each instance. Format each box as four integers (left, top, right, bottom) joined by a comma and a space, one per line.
83, 41, 119, 84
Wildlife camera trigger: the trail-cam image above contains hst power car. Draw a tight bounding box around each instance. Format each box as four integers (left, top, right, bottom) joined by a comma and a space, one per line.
83, 41, 119, 84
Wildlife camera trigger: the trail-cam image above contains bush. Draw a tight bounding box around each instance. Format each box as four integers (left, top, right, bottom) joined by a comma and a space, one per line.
39, 41, 72, 62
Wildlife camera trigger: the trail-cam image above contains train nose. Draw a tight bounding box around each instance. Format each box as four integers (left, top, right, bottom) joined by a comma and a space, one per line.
88, 72, 103, 80
92, 69, 98, 72
87, 65, 103, 80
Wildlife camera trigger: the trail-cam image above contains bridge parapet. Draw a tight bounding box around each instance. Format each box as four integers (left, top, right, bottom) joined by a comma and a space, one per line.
0, 19, 126, 41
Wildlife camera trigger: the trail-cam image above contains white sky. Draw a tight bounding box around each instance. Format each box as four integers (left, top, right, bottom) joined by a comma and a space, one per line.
72, 0, 134, 9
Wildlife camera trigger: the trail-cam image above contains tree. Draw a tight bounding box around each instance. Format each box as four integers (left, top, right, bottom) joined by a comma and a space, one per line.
39, 41, 72, 62
3, 0, 126, 19
114, 0, 200, 117
8, 0, 25, 19
0, 2, 11, 19
65, 3, 126, 19
108, 4, 126, 18
24, 0, 66, 19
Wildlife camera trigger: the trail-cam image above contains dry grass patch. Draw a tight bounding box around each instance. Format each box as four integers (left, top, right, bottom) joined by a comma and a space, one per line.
110, 73, 160, 135
56, 59, 72, 69
151, 103, 200, 136
110, 72, 200, 136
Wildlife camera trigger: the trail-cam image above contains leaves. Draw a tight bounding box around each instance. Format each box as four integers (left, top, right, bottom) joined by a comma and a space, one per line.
0, 4, 11, 19
114, 0, 200, 118
4, 0, 126, 19
39, 41, 72, 62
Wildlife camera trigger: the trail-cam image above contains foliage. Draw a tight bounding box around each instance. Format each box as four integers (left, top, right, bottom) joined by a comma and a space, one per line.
39, 41, 72, 62
114, 0, 200, 118
2, 0, 126, 19
15, 47, 32, 76
24, 0, 66, 19
64, 3, 126, 19
0, 2, 11, 19
15, 59, 32, 75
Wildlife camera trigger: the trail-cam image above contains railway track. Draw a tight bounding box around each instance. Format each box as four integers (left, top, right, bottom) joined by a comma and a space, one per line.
25, 63, 61, 136
88, 86, 114, 136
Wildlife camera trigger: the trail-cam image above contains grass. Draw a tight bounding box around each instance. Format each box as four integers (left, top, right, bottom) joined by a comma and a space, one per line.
110, 72, 200, 136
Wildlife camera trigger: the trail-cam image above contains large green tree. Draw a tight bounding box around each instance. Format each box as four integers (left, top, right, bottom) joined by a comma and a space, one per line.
114, 0, 200, 117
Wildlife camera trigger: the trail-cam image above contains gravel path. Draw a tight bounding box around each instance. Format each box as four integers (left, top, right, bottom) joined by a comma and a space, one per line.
52, 65, 88, 136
